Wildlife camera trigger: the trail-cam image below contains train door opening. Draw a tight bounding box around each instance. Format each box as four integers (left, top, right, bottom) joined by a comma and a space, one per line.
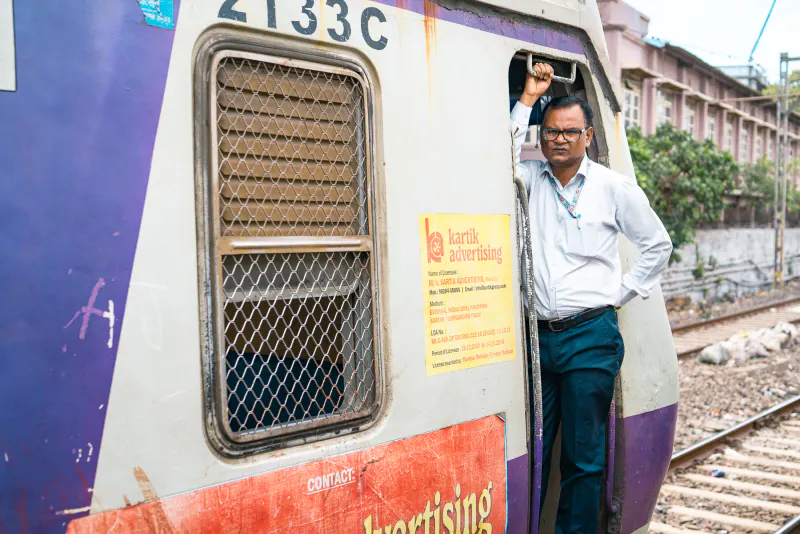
508, 54, 600, 165
507, 52, 613, 534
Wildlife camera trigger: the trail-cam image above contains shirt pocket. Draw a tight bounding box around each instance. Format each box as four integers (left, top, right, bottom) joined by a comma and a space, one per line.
563, 219, 603, 258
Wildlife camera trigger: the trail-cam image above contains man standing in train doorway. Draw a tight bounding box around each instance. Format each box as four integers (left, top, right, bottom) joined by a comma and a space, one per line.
511, 63, 672, 532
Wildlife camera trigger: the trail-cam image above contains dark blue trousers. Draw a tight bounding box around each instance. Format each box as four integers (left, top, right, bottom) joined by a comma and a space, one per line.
536, 308, 624, 534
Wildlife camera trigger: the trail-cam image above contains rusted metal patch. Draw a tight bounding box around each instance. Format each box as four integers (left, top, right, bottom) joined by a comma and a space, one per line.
68, 416, 506, 533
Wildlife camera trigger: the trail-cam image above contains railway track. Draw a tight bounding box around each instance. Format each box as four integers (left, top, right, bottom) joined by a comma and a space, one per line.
672, 297, 800, 358
651, 396, 800, 534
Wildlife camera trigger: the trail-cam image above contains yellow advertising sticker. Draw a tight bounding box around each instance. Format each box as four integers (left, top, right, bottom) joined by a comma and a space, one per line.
420, 214, 516, 375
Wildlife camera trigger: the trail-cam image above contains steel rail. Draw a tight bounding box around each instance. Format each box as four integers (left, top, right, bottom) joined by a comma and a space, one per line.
671, 295, 800, 334
670, 395, 800, 469
775, 513, 800, 534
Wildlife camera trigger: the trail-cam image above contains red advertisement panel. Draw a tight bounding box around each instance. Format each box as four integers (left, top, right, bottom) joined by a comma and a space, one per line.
69, 416, 507, 533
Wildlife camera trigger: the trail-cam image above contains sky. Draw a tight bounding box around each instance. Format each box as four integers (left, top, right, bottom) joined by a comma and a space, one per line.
621, 0, 799, 84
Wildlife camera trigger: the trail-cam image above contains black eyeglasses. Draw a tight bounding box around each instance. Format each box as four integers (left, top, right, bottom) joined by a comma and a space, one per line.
541, 127, 590, 143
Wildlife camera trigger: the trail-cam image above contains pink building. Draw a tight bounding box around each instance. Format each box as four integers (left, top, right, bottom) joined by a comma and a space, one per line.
599, 0, 800, 185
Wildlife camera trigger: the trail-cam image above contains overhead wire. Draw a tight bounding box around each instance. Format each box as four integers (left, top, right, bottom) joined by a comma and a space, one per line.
749, 0, 779, 62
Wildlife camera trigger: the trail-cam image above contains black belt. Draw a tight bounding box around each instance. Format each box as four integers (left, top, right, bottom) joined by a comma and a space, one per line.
537, 305, 614, 333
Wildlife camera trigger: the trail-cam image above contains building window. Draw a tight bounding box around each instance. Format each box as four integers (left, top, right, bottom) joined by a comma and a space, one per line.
685, 101, 696, 135
623, 80, 642, 129
769, 136, 775, 160
724, 119, 735, 153
707, 112, 717, 142
756, 134, 762, 160
657, 89, 673, 126
202, 51, 380, 449
740, 125, 750, 162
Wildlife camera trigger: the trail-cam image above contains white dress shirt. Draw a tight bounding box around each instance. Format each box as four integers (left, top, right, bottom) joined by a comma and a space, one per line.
512, 102, 672, 321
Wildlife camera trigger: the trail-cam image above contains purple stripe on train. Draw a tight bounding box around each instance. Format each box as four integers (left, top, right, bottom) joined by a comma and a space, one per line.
371, 0, 585, 55
0, 2, 178, 532
618, 403, 679, 533
508, 403, 677, 534
507, 454, 530, 534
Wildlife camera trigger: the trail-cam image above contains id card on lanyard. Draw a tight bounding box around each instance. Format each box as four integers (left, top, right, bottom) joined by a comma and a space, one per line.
546, 160, 590, 228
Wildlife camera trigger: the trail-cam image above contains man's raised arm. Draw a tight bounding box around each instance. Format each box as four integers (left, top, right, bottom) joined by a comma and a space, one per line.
511, 63, 553, 189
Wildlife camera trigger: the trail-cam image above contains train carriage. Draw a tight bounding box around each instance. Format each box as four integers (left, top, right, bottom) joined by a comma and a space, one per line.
0, 0, 678, 532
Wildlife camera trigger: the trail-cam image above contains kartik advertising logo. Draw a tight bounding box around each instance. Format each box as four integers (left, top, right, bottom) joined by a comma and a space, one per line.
425, 218, 444, 263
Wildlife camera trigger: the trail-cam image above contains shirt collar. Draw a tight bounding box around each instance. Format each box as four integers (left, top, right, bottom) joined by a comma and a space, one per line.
543, 156, 592, 189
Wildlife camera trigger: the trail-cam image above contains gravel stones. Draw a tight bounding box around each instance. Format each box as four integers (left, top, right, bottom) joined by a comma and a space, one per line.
676, 349, 800, 451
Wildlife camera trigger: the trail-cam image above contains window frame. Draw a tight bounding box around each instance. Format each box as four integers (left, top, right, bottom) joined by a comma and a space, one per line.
707, 111, 717, 143
657, 88, 673, 127
622, 79, 641, 130
756, 133, 762, 160
685, 102, 696, 136
193, 33, 385, 457
740, 125, 750, 163
725, 119, 735, 153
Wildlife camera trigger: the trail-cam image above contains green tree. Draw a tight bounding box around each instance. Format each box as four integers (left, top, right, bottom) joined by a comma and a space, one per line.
788, 181, 800, 217
740, 157, 775, 211
783, 159, 800, 216
627, 123, 739, 262
762, 70, 800, 96
739, 158, 800, 219
789, 158, 800, 176
763, 70, 800, 119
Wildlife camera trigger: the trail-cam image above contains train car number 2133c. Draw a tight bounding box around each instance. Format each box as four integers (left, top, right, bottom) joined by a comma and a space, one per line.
218, 0, 389, 50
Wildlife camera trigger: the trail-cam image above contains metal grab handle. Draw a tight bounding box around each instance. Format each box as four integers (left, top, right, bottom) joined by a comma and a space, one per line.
527, 53, 577, 85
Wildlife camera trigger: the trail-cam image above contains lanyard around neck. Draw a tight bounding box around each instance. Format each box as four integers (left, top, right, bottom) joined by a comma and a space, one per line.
546, 161, 590, 220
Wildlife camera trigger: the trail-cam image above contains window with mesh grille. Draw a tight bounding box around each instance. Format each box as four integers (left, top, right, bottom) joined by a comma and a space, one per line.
208, 51, 378, 444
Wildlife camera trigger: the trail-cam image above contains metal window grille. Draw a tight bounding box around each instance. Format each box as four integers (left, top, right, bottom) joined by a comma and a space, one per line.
207, 51, 379, 446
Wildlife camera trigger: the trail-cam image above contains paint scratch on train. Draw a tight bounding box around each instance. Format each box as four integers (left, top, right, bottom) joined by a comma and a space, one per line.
104, 301, 115, 348
157, 390, 187, 403
132, 281, 169, 351
133, 466, 177, 533
56, 506, 91, 516
133, 466, 158, 502
64, 278, 115, 348
423, 0, 438, 101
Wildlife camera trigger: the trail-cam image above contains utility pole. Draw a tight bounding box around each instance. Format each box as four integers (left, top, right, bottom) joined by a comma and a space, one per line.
774, 53, 800, 289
